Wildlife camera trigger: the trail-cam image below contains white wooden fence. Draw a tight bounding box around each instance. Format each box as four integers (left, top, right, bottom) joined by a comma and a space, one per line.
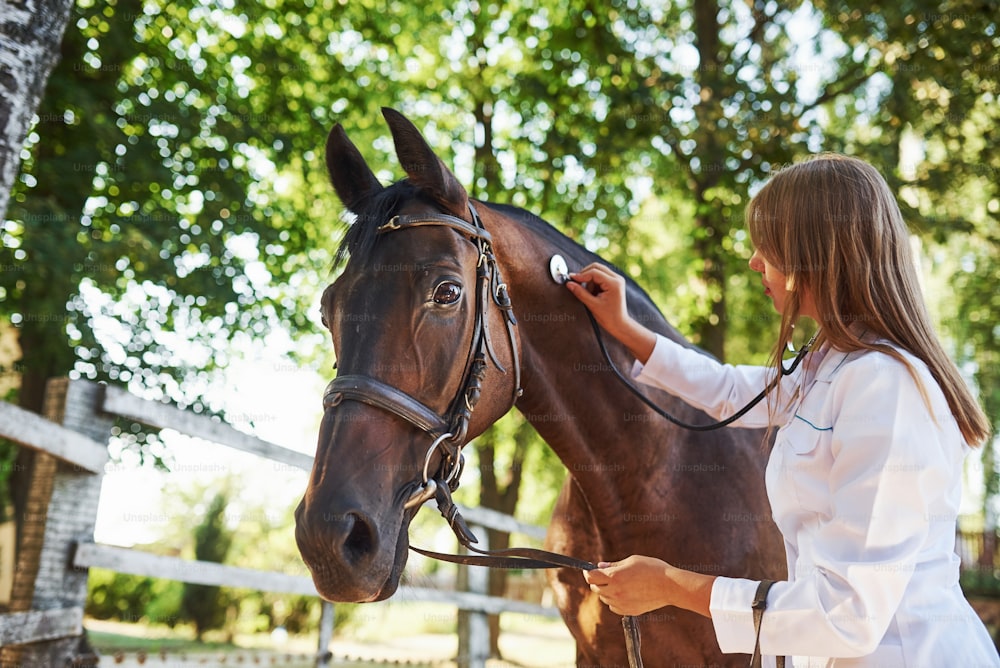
0, 378, 558, 666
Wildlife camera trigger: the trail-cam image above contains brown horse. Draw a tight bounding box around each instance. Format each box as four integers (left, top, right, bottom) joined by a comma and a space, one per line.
294, 108, 785, 667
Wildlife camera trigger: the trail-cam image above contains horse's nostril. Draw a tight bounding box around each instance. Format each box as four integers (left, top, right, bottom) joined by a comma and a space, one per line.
341, 511, 377, 564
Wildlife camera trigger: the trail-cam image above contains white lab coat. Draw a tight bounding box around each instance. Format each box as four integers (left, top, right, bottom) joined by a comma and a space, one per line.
633, 334, 999, 667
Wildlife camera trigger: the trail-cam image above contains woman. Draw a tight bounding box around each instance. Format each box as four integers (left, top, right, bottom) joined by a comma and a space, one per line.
567, 154, 998, 667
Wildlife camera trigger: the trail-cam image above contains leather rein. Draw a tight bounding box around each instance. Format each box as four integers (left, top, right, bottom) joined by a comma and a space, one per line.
321, 201, 644, 667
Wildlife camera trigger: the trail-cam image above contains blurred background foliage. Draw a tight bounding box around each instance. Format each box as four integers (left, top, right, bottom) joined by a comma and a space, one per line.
1, 0, 998, 644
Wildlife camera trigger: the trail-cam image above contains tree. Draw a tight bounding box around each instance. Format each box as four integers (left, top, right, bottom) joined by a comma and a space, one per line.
0, 0, 347, 611
180, 491, 233, 640
5, 0, 998, 648
0, 0, 75, 532
807, 0, 1000, 513
455, 415, 564, 660
3, 0, 343, 413
0, 0, 74, 221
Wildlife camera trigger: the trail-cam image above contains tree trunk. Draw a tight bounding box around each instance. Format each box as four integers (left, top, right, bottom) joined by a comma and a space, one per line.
0, 0, 75, 222
474, 422, 529, 659
692, 211, 728, 361
690, 0, 728, 361
0, 0, 76, 619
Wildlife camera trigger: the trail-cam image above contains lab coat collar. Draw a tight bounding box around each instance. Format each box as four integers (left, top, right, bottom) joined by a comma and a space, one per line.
810, 330, 888, 384
812, 345, 850, 383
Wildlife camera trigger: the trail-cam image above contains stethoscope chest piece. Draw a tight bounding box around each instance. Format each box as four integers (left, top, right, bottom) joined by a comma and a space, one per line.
549, 254, 570, 285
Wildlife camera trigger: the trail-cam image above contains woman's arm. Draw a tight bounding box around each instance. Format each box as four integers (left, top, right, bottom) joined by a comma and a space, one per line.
567, 262, 797, 428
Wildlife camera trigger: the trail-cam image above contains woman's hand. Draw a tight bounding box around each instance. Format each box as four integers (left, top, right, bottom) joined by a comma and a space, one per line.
583, 555, 716, 618
566, 263, 657, 364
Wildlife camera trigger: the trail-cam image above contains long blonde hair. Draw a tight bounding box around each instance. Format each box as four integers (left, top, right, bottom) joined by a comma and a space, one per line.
746, 154, 990, 447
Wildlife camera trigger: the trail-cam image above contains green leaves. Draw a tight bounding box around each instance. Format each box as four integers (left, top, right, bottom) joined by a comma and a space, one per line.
4, 0, 346, 406
5, 0, 997, 511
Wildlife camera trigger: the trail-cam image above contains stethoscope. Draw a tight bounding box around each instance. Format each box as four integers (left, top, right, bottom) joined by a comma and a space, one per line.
549, 254, 817, 432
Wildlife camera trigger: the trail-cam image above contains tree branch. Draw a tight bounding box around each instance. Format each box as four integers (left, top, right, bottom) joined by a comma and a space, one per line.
801, 68, 877, 114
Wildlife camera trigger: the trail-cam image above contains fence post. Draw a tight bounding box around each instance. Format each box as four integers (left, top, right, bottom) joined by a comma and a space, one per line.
1, 379, 112, 667
457, 525, 490, 668
315, 600, 335, 667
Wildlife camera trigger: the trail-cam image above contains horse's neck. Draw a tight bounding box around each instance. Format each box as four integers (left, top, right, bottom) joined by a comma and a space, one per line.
489, 214, 684, 516
512, 284, 684, 527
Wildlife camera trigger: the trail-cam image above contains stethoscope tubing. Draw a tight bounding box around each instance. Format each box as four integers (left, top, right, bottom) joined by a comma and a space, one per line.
578, 292, 815, 432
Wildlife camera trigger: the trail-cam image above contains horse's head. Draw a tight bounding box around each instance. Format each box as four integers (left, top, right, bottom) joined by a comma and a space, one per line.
295, 108, 522, 602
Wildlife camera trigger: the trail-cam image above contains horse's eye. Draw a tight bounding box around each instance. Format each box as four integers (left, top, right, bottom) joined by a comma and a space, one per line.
432, 281, 463, 305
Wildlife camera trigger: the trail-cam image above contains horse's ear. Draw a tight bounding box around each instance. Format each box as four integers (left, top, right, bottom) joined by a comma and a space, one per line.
325, 124, 383, 213
381, 107, 469, 216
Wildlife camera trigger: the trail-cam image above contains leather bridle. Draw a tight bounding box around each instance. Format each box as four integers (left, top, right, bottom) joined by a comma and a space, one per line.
322, 201, 522, 510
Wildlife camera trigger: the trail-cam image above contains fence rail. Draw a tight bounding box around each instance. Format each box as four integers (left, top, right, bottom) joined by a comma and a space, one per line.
0, 607, 84, 646
72, 542, 320, 596
0, 399, 107, 472
0, 378, 559, 667
6, 378, 992, 665
101, 384, 314, 471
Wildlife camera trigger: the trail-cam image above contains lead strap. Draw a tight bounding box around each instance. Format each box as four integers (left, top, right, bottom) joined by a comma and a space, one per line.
750, 579, 785, 668
622, 615, 643, 668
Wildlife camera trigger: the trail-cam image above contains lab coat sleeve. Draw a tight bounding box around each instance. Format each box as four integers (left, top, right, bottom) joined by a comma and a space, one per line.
632, 333, 798, 428
710, 352, 946, 658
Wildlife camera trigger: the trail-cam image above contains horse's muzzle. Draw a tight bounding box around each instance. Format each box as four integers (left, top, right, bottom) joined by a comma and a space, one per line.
294, 498, 401, 602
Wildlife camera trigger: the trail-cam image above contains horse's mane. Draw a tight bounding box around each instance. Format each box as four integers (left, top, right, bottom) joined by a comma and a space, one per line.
484, 201, 580, 251
333, 179, 585, 269
485, 202, 673, 330
331, 185, 678, 344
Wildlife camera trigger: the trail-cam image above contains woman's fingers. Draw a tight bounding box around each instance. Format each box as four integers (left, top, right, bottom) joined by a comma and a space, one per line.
569, 263, 621, 294
581, 556, 677, 617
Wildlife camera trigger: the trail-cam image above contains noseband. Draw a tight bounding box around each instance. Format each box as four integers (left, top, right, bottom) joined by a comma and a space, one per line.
322, 202, 522, 509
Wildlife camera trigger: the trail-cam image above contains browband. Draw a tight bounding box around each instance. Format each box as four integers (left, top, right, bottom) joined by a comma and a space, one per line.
378, 213, 494, 243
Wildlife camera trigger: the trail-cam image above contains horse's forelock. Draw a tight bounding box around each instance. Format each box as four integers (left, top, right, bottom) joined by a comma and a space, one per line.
332, 180, 428, 271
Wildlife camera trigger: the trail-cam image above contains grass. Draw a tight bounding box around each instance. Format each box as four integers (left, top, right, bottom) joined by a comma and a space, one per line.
87, 626, 233, 653
84, 602, 575, 667
86, 618, 323, 666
